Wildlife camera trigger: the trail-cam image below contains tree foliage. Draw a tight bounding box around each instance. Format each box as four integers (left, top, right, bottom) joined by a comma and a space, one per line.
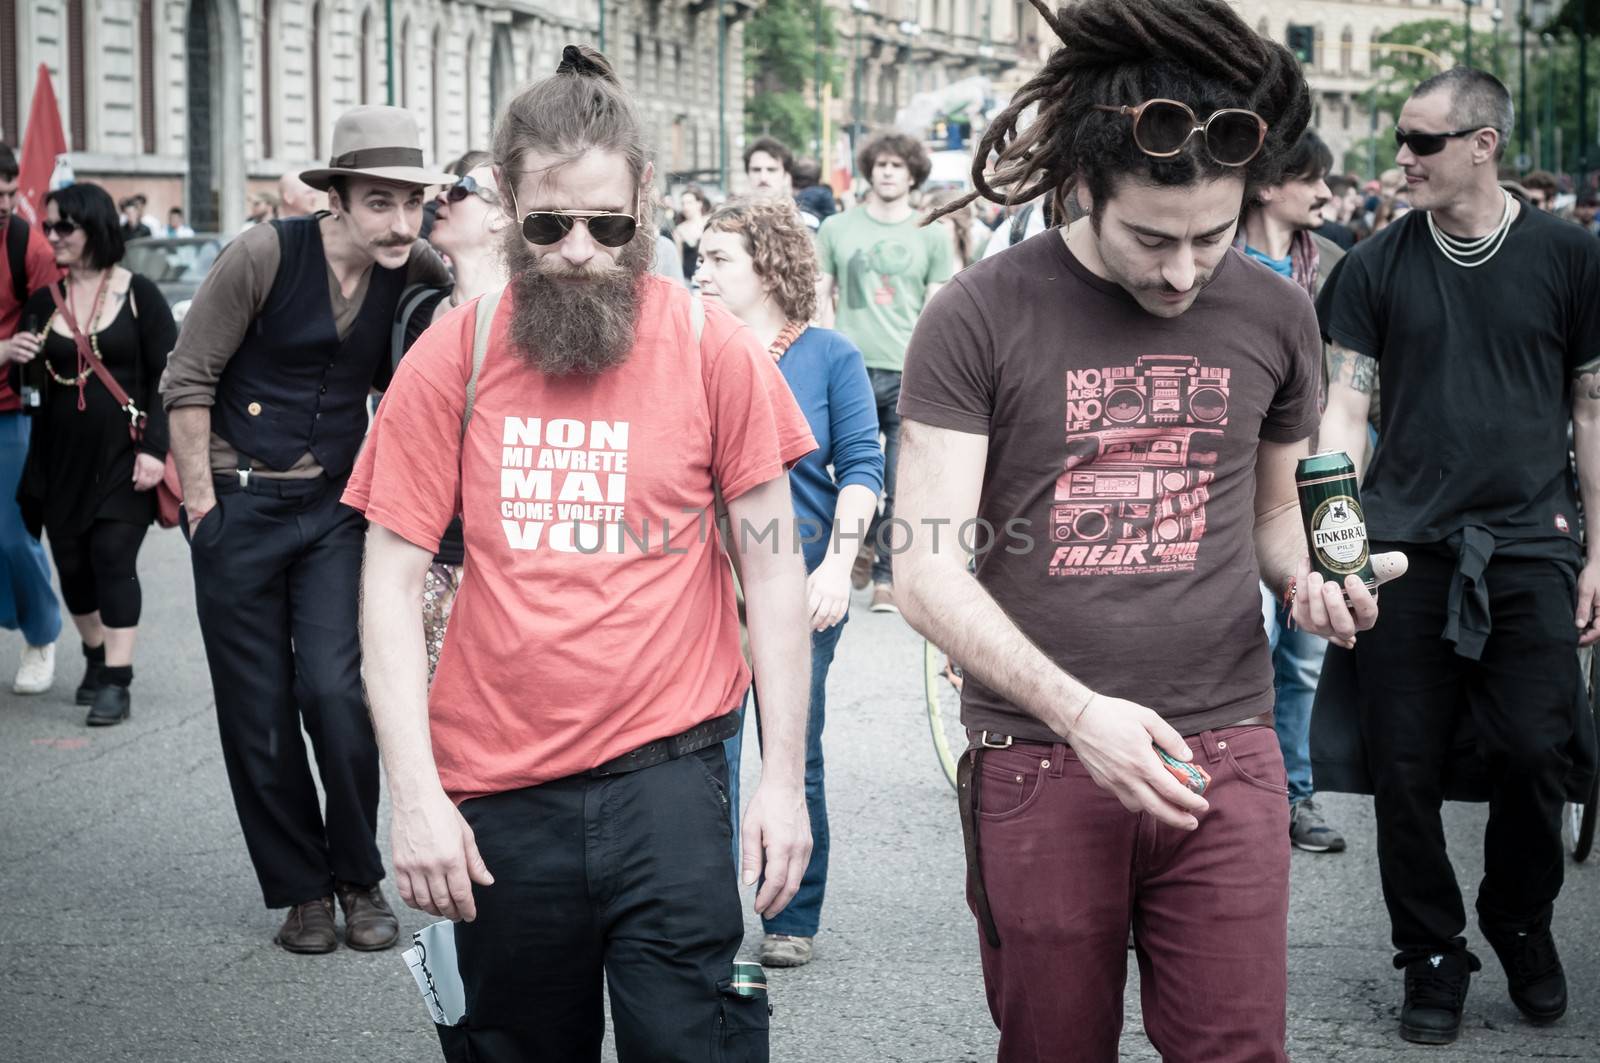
745, 0, 842, 151
1342, 16, 1600, 179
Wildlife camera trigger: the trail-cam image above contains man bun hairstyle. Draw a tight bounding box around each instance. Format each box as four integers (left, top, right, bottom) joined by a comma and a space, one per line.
933, 0, 1311, 223
857, 131, 933, 190
493, 44, 651, 198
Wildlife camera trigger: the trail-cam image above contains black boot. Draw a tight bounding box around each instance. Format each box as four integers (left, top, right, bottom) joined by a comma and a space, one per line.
76, 643, 106, 706
1399, 951, 1477, 1045
1482, 923, 1567, 1024
86, 665, 132, 727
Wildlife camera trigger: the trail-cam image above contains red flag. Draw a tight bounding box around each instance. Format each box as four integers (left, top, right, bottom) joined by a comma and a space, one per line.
16, 64, 68, 226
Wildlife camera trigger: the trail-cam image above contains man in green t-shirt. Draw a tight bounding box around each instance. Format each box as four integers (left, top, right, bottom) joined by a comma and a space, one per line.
816, 132, 954, 612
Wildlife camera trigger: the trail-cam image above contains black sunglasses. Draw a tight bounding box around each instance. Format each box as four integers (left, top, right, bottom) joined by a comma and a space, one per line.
1394, 126, 1484, 157
519, 209, 639, 248
1094, 99, 1269, 167
43, 220, 80, 237
438, 174, 499, 207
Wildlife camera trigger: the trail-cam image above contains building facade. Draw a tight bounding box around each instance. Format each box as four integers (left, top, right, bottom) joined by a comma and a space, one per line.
825, 0, 1041, 141
1228, 0, 1510, 171
0, 1, 754, 232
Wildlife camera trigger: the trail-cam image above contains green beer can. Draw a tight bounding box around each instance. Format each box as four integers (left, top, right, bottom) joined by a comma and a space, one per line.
1295, 450, 1377, 593
730, 960, 768, 1000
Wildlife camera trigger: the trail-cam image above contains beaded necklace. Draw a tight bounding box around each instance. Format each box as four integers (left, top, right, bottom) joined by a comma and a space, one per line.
39, 272, 112, 410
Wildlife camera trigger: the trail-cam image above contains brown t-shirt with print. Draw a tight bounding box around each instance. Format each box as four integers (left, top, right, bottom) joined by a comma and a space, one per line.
899, 231, 1321, 739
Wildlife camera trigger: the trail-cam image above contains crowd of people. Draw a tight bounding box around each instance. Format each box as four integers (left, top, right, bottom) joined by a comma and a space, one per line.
2, 0, 1598, 1058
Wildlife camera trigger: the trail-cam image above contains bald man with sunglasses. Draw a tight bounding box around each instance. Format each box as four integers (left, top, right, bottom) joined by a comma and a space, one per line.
1317, 67, 1600, 1045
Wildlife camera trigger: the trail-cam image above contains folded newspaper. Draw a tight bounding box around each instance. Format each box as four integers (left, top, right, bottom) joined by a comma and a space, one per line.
402, 920, 466, 1026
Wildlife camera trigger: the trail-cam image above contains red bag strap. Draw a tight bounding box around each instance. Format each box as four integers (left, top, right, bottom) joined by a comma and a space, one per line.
46, 281, 146, 438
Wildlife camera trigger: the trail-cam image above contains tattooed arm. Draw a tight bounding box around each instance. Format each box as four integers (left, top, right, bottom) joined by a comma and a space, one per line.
1572, 362, 1600, 646
1318, 343, 1378, 480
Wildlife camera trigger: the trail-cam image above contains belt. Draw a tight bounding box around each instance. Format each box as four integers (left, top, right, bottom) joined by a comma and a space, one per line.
970, 711, 1273, 751
212, 470, 333, 497
586, 710, 742, 778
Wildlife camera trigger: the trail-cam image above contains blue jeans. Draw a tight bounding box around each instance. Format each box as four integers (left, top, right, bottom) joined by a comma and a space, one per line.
722, 615, 846, 937
0, 412, 61, 647
1261, 583, 1326, 804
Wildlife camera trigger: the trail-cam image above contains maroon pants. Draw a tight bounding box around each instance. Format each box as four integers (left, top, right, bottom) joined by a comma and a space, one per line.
970, 725, 1290, 1063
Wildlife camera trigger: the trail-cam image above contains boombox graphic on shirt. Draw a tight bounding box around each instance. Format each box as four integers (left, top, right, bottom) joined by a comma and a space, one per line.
1050, 355, 1231, 578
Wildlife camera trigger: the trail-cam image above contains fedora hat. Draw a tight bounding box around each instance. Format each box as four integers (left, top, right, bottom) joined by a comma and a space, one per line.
300, 106, 457, 191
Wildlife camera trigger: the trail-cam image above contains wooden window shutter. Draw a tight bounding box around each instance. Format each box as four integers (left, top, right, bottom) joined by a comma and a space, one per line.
140, 0, 156, 155
68, 0, 87, 150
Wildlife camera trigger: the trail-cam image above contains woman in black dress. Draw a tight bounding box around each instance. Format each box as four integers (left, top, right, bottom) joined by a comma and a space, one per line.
15, 183, 174, 726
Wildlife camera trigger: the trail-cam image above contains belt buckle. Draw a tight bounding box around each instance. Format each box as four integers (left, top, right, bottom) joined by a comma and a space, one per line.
979, 731, 1013, 749
237, 469, 252, 488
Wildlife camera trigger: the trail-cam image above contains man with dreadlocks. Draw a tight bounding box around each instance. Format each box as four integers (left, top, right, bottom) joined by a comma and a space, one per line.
894, 1, 1405, 1059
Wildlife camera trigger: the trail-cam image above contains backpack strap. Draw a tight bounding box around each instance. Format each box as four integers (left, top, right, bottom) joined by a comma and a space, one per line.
6, 216, 29, 307
392, 283, 447, 372
1008, 202, 1035, 247
461, 285, 504, 438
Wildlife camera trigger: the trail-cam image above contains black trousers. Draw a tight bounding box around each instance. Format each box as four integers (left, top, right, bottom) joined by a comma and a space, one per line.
1355, 548, 1577, 966
443, 745, 767, 1063
186, 474, 383, 908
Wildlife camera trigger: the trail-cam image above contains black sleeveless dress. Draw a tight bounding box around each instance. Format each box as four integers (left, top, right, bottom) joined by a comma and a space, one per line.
17, 275, 175, 536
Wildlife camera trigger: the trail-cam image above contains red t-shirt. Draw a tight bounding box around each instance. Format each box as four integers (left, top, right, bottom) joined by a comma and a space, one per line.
0, 217, 65, 411
343, 277, 816, 802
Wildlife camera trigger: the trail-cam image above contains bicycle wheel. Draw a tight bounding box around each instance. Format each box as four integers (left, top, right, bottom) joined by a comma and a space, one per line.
1565, 648, 1599, 862
924, 638, 967, 792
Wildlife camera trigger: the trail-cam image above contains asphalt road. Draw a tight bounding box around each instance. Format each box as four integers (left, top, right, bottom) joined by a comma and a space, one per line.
2, 529, 1597, 1061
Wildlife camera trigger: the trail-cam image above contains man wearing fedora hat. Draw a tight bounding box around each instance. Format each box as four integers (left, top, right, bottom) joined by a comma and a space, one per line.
161, 106, 453, 954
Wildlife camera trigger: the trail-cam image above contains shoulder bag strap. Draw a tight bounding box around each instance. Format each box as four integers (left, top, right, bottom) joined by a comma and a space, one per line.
461, 284, 504, 439
392, 283, 442, 372
46, 282, 146, 440
6, 216, 29, 306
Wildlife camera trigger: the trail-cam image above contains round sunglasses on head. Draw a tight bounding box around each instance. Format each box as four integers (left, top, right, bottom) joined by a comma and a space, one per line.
1394, 126, 1484, 157
519, 209, 639, 248
1095, 98, 1268, 167
438, 174, 499, 207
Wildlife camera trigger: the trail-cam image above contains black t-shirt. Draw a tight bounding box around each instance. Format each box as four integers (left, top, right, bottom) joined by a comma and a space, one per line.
1317, 203, 1600, 548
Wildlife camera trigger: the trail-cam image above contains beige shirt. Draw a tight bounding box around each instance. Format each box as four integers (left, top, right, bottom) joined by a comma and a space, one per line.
158, 219, 449, 478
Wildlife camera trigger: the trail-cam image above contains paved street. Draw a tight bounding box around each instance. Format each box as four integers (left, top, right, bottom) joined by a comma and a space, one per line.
3, 529, 1598, 1061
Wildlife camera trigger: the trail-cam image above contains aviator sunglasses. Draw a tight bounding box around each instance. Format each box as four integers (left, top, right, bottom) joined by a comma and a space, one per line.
517, 208, 639, 248
1393, 126, 1485, 157
1094, 98, 1269, 167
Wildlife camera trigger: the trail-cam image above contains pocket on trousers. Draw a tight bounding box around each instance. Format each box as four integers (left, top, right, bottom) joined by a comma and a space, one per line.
972, 746, 1049, 819
1221, 728, 1289, 796
689, 745, 733, 819
712, 985, 770, 1063
183, 497, 225, 550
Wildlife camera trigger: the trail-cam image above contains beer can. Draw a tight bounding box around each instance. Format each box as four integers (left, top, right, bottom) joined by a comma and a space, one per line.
1295, 450, 1376, 592
730, 960, 767, 1000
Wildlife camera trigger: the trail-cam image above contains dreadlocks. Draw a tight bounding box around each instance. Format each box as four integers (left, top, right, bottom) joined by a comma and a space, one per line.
931, 0, 1310, 224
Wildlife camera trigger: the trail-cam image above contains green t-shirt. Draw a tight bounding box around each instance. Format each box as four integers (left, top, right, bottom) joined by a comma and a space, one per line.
816, 206, 955, 372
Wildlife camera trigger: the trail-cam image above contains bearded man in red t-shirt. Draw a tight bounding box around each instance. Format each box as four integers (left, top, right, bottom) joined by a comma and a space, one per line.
347, 46, 817, 1062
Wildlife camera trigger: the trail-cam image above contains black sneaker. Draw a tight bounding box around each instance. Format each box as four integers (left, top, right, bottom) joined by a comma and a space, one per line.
1400, 951, 1475, 1045
1481, 924, 1567, 1024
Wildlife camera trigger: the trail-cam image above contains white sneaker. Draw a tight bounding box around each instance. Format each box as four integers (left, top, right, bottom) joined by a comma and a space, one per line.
13, 642, 56, 695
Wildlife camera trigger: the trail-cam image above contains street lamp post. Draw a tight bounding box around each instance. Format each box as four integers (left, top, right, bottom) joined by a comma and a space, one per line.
1465, 0, 1476, 67
1520, 0, 1530, 171
600, 0, 606, 53
1491, 5, 1504, 79
718, 0, 728, 192
1578, 0, 1589, 184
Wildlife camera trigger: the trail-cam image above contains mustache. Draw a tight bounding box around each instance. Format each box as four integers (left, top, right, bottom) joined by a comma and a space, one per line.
374, 236, 414, 249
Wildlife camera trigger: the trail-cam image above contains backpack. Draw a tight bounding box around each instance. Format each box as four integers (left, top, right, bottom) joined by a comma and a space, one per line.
6, 215, 28, 307
391, 282, 451, 373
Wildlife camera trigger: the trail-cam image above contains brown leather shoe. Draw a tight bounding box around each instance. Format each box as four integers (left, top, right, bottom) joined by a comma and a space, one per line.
850, 542, 875, 591
336, 882, 400, 951
274, 897, 337, 954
